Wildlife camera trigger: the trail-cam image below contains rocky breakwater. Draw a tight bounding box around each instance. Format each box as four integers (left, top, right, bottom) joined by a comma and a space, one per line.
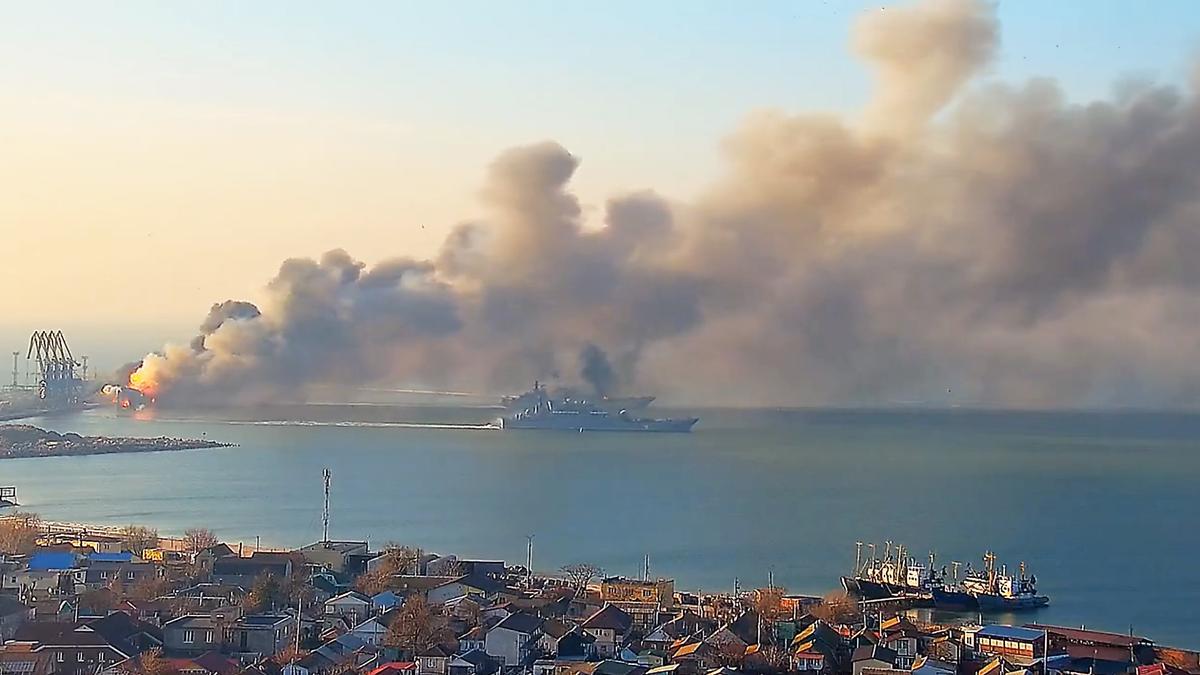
0, 424, 233, 459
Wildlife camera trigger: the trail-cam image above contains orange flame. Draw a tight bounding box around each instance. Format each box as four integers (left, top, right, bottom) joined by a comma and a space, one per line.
127, 366, 160, 399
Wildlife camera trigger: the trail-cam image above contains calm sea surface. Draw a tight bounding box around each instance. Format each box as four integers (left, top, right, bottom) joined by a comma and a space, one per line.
8, 405, 1199, 647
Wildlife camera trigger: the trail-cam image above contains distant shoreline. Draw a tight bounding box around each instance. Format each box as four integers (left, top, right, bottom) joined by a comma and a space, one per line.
0, 423, 233, 460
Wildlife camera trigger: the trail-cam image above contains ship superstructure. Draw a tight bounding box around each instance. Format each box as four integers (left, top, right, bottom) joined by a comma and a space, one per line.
499, 382, 697, 432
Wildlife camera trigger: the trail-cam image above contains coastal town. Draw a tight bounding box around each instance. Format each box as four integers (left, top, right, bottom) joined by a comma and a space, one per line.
0, 513, 1193, 675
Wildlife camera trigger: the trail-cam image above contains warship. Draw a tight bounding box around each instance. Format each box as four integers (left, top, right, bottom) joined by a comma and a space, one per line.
498, 382, 697, 432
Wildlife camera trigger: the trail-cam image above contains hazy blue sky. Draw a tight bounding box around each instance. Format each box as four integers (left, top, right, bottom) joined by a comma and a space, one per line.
2, 1, 1199, 374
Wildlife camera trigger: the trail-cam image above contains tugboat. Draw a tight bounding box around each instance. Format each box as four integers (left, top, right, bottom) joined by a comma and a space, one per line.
842, 541, 942, 600
932, 552, 1049, 611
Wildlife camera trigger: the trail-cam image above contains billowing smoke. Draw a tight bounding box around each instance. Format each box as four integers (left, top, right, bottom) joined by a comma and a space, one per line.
579, 344, 617, 398
126, 0, 1200, 408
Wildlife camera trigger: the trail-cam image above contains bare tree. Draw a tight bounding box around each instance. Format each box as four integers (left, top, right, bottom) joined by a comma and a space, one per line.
383, 596, 449, 658
121, 525, 159, 556
121, 648, 178, 675
809, 589, 858, 624
182, 527, 219, 554
0, 512, 42, 555
752, 586, 785, 623
560, 562, 604, 590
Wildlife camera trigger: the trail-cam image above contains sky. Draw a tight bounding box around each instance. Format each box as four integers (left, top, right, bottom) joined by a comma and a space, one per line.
2, 1, 1200, 403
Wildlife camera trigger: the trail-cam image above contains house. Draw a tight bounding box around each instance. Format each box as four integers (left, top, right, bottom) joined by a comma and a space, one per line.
211, 553, 294, 587
309, 574, 350, 605
427, 575, 507, 606
162, 615, 226, 656
347, 608, 401, 648
11, 611, 162, 675
791, 649, 825, 672
911, 655, 956, 675
972, 626, 1045, 667
0, 643, 52, 675
229, 613, 296, 657
1031, 624, 1156, 667
324, 591, 373, 627
416, 645, 453, 675
193, 544, 237, 577
582, 605, 634, 659
485, 612, 544, 667
556, 630, 597, 662
852, 645, 898, 675
169, 583, 247, 612
459, 627, 487, 654
297, 632, 380, 674
457, 650, 498, 675
536, 620, 574, 657
117, 599, 170, 627
155, 652, 241, 675
0, 597, 31, 641
644, 612, 715, 654
297, 542, 371, 575
83, 553, 157, 589
599, 578, 674, 633
8, 552, 86, 597
790, 620, 843, 673
374, 591, 402, 612
449, 654, 479, 675
367, 662, 419, 675
671, 641, 721, 674
879, 616, 929, 669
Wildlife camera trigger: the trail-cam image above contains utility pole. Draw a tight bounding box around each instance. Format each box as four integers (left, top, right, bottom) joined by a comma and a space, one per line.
525, 534, 534, 579
322, 468, 331, 545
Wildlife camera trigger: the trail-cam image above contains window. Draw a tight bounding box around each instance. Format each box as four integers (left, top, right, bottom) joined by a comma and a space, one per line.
78, 653, 85, 662
99, 653, 106, 663
56, 653, 64, 663
205, 630, 214, 644
128, 571, 136, 581
183, 629, 195, 644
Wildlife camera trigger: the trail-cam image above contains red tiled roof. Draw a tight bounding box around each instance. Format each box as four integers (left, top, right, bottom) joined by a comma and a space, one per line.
366, 662, 418, 675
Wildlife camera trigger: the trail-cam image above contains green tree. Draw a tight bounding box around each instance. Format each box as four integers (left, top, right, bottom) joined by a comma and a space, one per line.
246, 573, 284, 613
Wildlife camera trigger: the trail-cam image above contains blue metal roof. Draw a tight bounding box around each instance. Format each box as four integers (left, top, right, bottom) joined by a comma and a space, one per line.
28, 552, 78, 571
978, 625, 1045, 642
373, 591, 400, 607
88, 552, 133, 563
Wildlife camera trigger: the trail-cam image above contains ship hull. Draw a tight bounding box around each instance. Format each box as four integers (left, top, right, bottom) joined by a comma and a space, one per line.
500, 415, 698, 432
841, 576, 899, 600
974, 593, 1049, 611
931, 588, 979, 611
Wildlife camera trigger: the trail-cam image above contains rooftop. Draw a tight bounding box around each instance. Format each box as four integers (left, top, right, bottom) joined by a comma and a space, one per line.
978, 625, 1046, 642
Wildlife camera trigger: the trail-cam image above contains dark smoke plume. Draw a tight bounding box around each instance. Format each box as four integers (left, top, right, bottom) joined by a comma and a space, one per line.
128, 0, 1200, 408
579, 344, 617, 398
